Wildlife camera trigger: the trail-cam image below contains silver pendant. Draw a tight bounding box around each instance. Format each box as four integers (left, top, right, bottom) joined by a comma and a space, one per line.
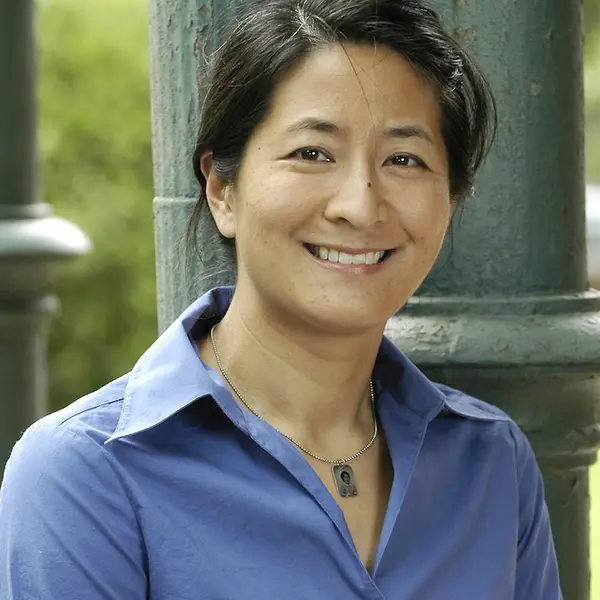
332, 464, 358, 498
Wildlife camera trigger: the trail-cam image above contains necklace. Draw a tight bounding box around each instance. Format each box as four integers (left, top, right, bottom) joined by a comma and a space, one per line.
210, 325, 378, 498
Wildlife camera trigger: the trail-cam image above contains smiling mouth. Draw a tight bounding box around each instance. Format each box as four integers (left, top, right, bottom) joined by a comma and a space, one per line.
304, 244, 393, 265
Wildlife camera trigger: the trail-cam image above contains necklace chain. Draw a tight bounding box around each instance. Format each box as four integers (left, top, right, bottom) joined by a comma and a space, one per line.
210, 325, 378, 465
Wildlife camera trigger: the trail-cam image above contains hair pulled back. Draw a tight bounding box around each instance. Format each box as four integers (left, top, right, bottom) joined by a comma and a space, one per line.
190, 0, 496, 244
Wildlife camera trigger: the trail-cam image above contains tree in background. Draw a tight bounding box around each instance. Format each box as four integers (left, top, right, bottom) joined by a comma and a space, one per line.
586, 0, 600, 180
38, 0, 157, 409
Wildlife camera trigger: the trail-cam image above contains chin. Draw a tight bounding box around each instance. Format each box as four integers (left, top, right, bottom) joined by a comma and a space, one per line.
252, 278, 409, 334
297, 297, 395, 336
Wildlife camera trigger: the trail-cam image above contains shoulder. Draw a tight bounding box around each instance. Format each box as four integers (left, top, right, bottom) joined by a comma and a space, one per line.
435, 382, 511, 421
3, 373, 129, 489
435, 382, 537, 475
1, 373, 136, 542
0, 375, 149, 599
35, 372, 128, 440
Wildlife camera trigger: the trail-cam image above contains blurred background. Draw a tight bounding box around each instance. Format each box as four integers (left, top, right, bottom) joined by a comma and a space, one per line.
37, 0, 600, 594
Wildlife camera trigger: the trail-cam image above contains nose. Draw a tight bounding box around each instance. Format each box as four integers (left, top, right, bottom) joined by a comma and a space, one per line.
323, 165, 387, 229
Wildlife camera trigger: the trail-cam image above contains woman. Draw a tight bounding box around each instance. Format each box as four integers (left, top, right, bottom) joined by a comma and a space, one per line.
0, 0, 562, 598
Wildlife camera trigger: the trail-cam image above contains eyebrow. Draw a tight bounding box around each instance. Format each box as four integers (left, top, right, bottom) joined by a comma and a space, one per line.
285, 118, 434, 144
384, 125, 434, 145
285, 118, 342, 135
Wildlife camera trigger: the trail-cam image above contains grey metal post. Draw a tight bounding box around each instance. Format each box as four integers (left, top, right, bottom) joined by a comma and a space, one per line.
0, 0, 90, 467
151, 0, 238, 330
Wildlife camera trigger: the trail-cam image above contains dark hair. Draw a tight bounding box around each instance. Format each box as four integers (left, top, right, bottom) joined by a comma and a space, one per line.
189, 0, 496, 246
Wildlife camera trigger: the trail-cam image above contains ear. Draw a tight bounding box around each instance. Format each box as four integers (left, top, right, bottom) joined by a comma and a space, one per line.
199, 152, 236, 239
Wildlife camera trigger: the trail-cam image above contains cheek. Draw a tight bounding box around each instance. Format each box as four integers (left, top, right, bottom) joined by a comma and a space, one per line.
397, 184, 451, 245
242, 172, 319, 233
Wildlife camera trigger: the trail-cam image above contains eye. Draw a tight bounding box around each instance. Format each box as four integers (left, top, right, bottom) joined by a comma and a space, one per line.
292, 148, 333, 162
386, 154, 427, 169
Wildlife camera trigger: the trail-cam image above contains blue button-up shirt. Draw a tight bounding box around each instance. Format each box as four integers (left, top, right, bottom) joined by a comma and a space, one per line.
0, 287, 562, 599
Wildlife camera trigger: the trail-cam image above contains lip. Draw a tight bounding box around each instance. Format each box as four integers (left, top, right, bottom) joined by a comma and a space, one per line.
302, 243, 395, 273
304, 243, 389, 255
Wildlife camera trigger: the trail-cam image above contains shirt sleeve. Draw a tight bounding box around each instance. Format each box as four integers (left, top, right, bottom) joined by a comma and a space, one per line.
511, 424, 563, 600
0, 423, 147, 599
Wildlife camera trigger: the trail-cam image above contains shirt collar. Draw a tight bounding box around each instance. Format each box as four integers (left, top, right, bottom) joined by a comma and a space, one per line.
107, 286, 507, 443
375, 336, 510, 423
107, 287, 238, 443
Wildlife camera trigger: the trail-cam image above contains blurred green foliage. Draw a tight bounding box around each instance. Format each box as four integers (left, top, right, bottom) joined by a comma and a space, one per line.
38, 0, 157, 409
587, 0, 600, 182
39, 0, 600, 411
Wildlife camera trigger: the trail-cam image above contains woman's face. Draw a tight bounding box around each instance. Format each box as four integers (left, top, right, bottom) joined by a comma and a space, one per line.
207, 43, 451, 333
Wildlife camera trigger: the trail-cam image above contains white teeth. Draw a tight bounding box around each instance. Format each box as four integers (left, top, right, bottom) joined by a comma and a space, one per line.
311, 246, 386, 265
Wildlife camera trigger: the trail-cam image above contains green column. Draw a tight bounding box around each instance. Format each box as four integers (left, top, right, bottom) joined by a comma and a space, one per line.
151, 0, 238, 330
0, 0, 90, 466
149, 1, 600, 597
386, 2, 599, 598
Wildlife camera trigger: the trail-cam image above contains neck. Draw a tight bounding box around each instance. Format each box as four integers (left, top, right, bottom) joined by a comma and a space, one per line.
202, 288, 384, 453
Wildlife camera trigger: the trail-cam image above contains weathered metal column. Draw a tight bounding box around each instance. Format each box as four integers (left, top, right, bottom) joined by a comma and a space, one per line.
151, 0, 237, 331
386, 2, 600, 599
149, 1, 600, 598
0, 0, 90, 467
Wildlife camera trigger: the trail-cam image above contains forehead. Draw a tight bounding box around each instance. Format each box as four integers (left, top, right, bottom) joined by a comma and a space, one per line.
262, 43, 442, 134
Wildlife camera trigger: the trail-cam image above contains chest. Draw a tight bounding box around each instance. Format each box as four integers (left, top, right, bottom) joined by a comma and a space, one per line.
305, 438, 393, 573
126, 423, 519, 600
